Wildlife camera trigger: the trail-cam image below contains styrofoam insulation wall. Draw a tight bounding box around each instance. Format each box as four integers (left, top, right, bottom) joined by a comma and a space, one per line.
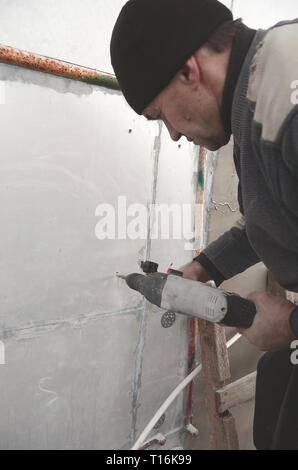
0, 0, 201, 450
0, 0, 297, 451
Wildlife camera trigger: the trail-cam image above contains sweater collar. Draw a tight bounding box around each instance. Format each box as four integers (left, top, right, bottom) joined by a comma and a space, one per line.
220, 23, 257, 139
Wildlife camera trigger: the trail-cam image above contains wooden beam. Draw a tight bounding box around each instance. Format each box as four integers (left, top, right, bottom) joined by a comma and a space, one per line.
216, 372, 257, 414
198, 320, 239, 449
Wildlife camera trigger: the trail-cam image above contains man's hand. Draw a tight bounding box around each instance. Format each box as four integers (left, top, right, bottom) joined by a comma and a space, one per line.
179, 261, 212, 282
238, 292, 296, 352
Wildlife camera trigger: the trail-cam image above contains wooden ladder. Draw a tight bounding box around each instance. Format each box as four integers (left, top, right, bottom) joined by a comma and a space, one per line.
185, 147, 256, 449
186, 149, 297, 449
197, 319, 256, 449
197, 273, 297, 450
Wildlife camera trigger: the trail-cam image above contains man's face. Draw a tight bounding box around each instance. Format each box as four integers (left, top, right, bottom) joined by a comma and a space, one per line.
143, 64, 229, 151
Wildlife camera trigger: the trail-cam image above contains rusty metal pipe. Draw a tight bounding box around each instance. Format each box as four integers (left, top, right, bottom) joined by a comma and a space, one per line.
0, 43, 120, 91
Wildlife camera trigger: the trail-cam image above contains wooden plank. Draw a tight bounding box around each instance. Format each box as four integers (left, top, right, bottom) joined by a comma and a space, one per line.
216, 372, 257, 414
198, 320, 231, 383
198, 320, 239, 449
189, 148, 239, 449
221, 411, 240, 450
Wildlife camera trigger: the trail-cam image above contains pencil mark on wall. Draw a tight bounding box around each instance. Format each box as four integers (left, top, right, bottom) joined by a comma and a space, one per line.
39, 377, 58, 407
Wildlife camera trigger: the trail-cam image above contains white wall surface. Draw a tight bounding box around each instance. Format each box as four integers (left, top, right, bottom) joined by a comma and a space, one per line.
0, 1, 198, 450
0, 0, 127, 72
233, 0, 298, 29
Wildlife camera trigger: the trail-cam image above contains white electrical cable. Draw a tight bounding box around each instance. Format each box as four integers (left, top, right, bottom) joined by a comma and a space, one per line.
131, 365, 202, 450
226, 332, 242, 349
131, 332, 242, 450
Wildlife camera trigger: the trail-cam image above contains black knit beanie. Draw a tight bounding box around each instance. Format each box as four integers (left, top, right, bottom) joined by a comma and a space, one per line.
110, 0, 233, 115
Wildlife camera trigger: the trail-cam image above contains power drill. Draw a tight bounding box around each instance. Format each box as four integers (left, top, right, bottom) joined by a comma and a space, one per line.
117, 261, 256, 328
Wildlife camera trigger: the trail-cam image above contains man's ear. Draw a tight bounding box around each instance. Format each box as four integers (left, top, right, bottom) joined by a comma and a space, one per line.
179, 56, 201, 90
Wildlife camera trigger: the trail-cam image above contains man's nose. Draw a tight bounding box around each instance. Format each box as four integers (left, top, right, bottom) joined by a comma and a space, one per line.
164, 120, 182, 142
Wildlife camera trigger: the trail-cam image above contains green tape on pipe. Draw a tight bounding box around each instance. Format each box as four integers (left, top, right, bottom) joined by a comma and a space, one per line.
82, 74, 120, 91
198, 171, 204, 190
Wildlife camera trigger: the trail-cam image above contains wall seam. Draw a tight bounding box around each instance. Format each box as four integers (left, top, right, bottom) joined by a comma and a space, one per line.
202, 151, 218, 250
0, 306, 144, 340
130, 122, 163, 447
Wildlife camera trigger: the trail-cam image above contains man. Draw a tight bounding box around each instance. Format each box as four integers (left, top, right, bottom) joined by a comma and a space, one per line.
110, 0, 298, 449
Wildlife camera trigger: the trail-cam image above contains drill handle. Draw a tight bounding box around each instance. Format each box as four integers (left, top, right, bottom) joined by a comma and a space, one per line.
223, 294, 257, 328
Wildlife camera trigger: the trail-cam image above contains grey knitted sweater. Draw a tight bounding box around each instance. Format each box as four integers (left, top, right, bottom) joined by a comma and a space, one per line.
199, 19, 298, 292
